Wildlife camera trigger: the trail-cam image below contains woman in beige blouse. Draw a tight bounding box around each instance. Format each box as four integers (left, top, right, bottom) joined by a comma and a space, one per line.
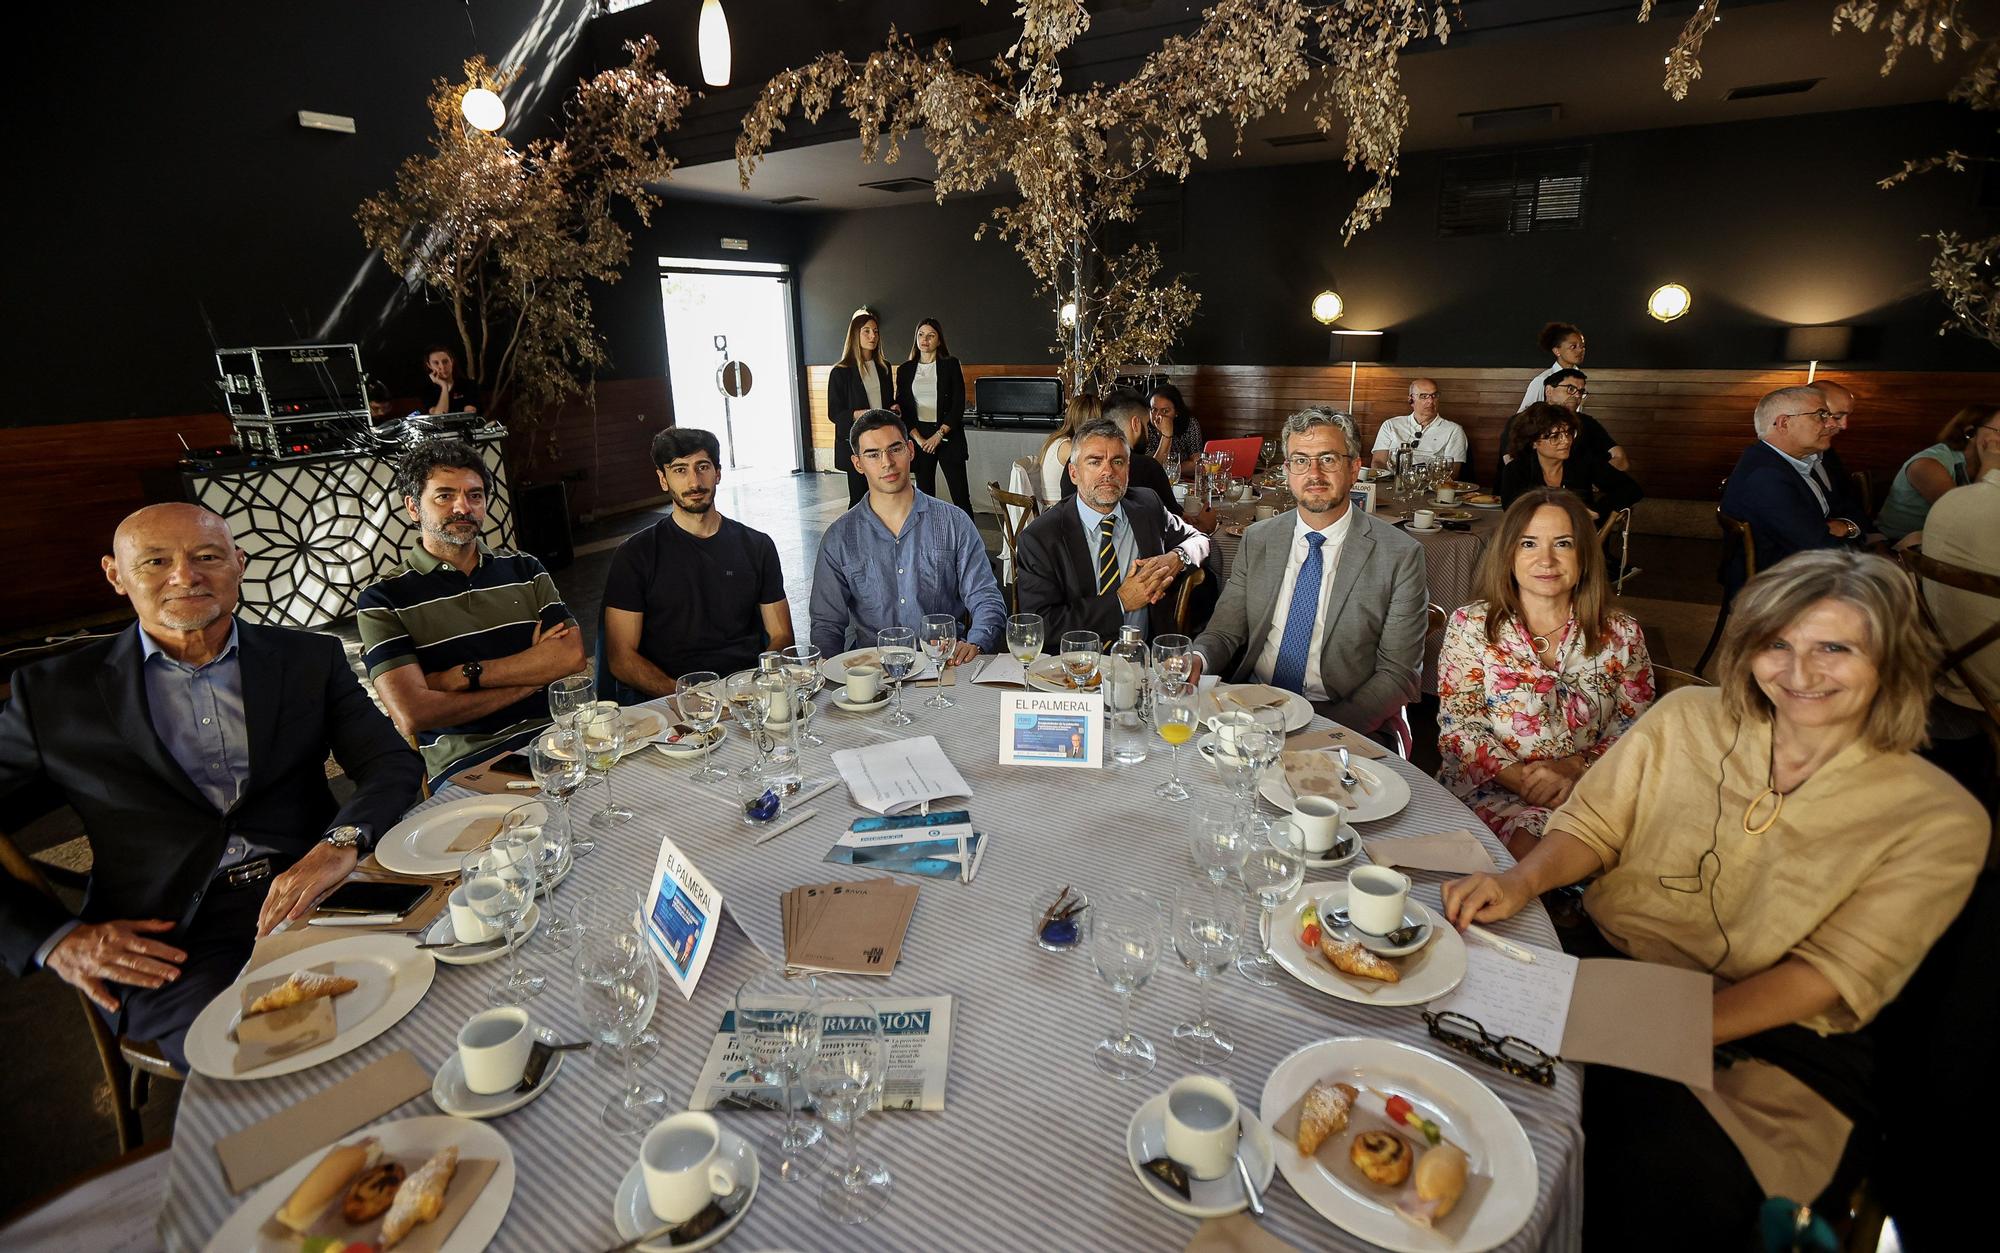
1444, 549, 1986, 1249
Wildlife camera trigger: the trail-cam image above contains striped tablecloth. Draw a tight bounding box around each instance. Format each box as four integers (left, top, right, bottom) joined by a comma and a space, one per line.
160, 687, 1583, 1252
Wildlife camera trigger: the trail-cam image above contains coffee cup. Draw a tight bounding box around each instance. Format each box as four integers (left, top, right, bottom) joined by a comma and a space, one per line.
1411, 508, 1436, 530
1254, 504, 1276, 521
448, 884, 499, 944
845, 663, 883, 703
1208, 709, 1255, 756
1291, 794, 1346, 855
641, 1112, 740, 1223
457, 1006, 534, 1094
1347, 865, 1412, 936
1225, 482, 1248, 502
1436, 486, 1458, 504
1163, 1075, 1240, 1181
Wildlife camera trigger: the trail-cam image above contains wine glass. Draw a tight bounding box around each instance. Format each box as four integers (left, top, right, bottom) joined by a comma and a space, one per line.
877, 627, 918, 727
756, 670, 803, 791
1190, 802, 1248, 887
735, 966, 824, 1180
781, 646, 826, 747
805, 996, 892, 1223
1087, 889, 1167, 1080
1236, 819, 1306, 986
1151, 634, 1193, 690
461, 843, 540, 1004
530, 726, 592, 859
1174, 886, 1239, 1065
570, 889, 659, 1067
1059, 630, 1101, 692
1153, 686, 1198, 801
547, 673, 595, 730
674, 671, 728, 783
919, 614, 957, 709
1005, 613, 1044, 667
574, 931, 665, 1134
725, 670, 770, 771
579, 705, 633, 830
498, 805, 575, 951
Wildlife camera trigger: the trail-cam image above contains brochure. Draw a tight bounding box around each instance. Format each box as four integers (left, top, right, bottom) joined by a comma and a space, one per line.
690, 994, 957, 1113
831, 735, 973, 815
826, 810, 989, 882
640, 835, 722, 1001
997, 690, 1103, 768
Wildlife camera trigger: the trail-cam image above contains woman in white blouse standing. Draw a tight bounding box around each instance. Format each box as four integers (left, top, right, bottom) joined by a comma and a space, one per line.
1520, 321, 1587, 413
894, 318, 971, 514
826, 309, 894, 507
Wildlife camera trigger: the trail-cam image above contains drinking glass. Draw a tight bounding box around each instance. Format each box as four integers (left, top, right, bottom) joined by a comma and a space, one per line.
1190, 802, 1248, 887
1237, 819, 1306, 986
547, 673, 595, 730
1174, 886, 1239, 1065
877, 627, 919, 727
1216, 723, 1281, 819
919, 614, 957, 709
805, 997, 892, 1223
1087, 889, 1167, 1080
756, 670, 803, 791
530, 726, 592, 859
498, 807, 575, 951
781, 646, 826, 747
734, 966, 825, 1180
460, 844, 541, 1004
1153, 686, 1198, 801
574, 931, 665, 1134
1005, 613, 1044, 665
675, 671, 729, 783
725, 670, 770, 771
570, 892, 658, 1066
1059, 630, 1101, 691
1151, 634, 1193, 690
579, 705, 634, 830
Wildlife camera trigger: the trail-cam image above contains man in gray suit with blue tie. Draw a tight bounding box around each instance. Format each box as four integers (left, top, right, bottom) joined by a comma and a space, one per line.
1190, 408, 1428, 743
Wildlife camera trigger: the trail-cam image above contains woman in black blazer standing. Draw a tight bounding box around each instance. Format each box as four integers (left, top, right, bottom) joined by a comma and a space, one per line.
826, 309, 894, 506
894, 318, 971, 514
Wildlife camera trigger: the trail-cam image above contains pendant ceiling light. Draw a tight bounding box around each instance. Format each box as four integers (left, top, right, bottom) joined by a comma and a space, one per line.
699, 0, 732, 88
461, 87, 506, 132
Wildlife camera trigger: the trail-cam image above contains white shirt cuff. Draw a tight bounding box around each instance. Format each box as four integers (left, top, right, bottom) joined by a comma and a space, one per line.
34, 919, 81, 968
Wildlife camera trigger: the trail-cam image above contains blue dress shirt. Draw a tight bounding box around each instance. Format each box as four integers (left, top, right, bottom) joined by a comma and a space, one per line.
1073, 492, 1146, 635
809, 491, 1008, 657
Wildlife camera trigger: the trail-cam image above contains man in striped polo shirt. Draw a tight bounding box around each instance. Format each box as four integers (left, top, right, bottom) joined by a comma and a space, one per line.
358, 439, 585, 785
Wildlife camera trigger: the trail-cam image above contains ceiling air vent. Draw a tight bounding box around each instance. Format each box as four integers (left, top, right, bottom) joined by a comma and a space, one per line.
859, 177, 937, 194
1724, 78, 1823, 101
1458, 103, 1561, 134
1437, 145, 1591, 238
764, 195, 818, 205
1264, 131, 1328, 148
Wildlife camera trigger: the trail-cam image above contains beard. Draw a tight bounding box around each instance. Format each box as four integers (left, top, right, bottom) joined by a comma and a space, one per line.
156, 594, 223, 632
423, 515, 480, 547
671, 488, 714, 514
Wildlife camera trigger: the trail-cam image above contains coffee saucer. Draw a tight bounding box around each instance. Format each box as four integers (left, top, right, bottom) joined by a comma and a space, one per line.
1301, 834, 1363, 868
1124, 1093, 1276, 1218
1403, 523, 1442, 534
1323, 894, 1437, 957
432, 1026, 565, 1119
833, 693, 891, 713
613, 1127, 760, 1252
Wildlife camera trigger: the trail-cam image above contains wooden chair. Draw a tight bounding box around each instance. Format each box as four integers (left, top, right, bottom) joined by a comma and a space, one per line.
1694, 509, 1754, 675
1169, 568, 1208, 637
1901, 546, 2000, 733
1850, 469, 1876, 524
988, 483, 1039, 612
1653, 665, 1712, 696
1595, 507, 1635, 595
1427, 602, 1448, 635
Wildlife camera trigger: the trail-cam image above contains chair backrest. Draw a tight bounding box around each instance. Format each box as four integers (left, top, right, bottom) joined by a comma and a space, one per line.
988, 482, 1038, 613
1849, 469, 1876, 523
1595, 507, 1630, 546
1202, 437, 1263, 474
1900, 546, 2000, 724
1653, 665, 1713, 696
1426, 602, 1448, 635
1717, 510, 1754, 582
1010, 455, 1049, 511
1170, 568, 1208, 637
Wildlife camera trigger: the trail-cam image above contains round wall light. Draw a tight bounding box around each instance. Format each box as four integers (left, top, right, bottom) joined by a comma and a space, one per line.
1647, 283, 1691, 323
1311, 290, 1345, 325
461, 87, 506, 133
1058, 300, 1079, 328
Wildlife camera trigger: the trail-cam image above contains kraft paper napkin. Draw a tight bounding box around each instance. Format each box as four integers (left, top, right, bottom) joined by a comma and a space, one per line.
252, 875, 452, 966
1184, 1213, 1301, 1252
1362, 830, 1499, 874
216, 1050, 433, 1192
445, 815, 507, 853
1287, 724, 1389, 759
233, 964, 341, 1074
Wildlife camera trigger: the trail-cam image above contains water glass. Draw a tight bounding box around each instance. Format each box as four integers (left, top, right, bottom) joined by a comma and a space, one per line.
877, 627, 919, 728
734, 966, 824, 1180
1174, 887, 1239, 1065
1005, 613, 1044, 665
675, 671, 729, 783
1153, 686, 1198, 801
574, 931, 665, 1134
1059, 630, 1101, 691
461, 844, 541, 1004
530, 726, 591, 861
1152, 634, 1194, 689
805, 997, 892, 1223
1087, 889, 1168, 1080
919, 614, 957, 709
756, 670, 803, 791
1190, 802, 1248, 887
579, 705, 634, 830
725, 670, 770, 771
1237, 819, 1306, 986
547, 673, 595, 730
780, 646, 826, 747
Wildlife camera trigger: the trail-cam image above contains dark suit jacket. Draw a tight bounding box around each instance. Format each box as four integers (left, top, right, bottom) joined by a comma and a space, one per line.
0, 622, 423, 973
893, 357, 968, 463
826, 361, 895, 453
1014, 487, 1202, 643
1718, 440, 1863, 600
1499, 451, 1643, 520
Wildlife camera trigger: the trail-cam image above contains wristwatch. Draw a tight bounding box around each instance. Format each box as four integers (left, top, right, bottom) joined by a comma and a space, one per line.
322, 825, 365, 852
461, 660, 484, 690
1174, 548, 1193, 569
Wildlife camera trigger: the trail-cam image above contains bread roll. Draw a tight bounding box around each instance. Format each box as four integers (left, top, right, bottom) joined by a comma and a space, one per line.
274, 1137, 380, 1233
1398, 1143, 1469, 1226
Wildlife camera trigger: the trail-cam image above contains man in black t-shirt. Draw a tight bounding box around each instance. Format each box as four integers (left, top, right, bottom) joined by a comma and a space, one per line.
602, 428, 795, 696
421, 345, 480, 415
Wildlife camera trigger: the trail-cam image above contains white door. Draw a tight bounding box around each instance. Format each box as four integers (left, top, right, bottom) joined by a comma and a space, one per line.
658, 263, 801, 482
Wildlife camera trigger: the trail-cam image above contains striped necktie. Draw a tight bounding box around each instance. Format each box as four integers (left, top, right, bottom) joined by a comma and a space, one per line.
1096, 514, 1119, 595
1271, 532, 1327, 694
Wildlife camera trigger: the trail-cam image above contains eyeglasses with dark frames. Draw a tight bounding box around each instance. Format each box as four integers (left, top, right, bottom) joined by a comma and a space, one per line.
1781, 409, 1838, 427
1551, 383, 1587, 398
1422, 1010, 1560, 1086
1286, 452, 1355, 473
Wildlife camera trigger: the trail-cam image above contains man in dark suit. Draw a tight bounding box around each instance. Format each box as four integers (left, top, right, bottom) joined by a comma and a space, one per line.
1719, 386, 1865, 600
1808, 378, 1868, 524
1061, 390, 1218, 534
1016, 416, 1210, 643
0, 504, 422, 1067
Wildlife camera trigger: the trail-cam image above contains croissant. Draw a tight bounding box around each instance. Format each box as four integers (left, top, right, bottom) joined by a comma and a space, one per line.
1297, 1080, 1358, 1155
1319, 935, 1400, 983
247, 969, 358, 1016
380, 1145, 459, 1248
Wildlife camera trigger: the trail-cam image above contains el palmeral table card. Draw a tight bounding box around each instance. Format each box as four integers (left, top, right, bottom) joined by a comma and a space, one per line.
642, 835, 722, 1001
996, 690, 1103, 768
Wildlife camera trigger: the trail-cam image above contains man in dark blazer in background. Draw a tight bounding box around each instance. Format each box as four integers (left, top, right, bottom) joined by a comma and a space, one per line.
1719, 385, 1865, 601
1016, 416, 1211, 643
0, 504, 421, 1067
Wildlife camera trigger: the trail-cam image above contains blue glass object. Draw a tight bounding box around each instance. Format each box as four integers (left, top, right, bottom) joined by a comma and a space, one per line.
745, 788, 781, 822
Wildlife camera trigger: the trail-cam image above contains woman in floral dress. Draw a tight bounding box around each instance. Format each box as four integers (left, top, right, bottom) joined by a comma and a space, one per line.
1437, 488, 1655, 859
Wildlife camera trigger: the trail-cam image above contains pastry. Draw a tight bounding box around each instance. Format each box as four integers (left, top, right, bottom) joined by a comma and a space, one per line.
247, 969, 358, 1016
1296, 1079, 1358, 1155
342, 1160, 406, 1223
1350, 1130, 1413, 1187
1319, 934, 1401, 983
274, 1137, 380, 1233
380, 1145, 459, 1248
1398, 1144, 1470, 1227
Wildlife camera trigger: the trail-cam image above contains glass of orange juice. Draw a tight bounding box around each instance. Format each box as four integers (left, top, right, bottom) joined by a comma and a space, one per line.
1153, 686, 1199, 801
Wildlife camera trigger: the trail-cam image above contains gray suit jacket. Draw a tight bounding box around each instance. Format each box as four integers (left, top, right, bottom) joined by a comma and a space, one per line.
1192, 509, 1428, 732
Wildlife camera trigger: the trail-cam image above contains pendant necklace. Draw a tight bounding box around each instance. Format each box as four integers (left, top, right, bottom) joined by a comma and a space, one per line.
1742, 740, 1793, 836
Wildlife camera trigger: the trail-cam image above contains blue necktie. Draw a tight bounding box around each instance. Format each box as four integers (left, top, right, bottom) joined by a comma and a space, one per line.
1271, 532, 1326, 695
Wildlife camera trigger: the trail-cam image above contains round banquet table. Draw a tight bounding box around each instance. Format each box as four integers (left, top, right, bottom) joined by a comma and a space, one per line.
159, 686, 1584, 1252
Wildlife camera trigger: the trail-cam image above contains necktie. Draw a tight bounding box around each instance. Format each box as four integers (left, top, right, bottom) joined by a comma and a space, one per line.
1271, 532, 1326, 694
1096, 514, 1120, 595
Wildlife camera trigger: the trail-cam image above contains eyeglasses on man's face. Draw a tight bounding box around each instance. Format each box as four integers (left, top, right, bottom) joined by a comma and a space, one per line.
1552, 383, 1586, 398
1286, 452, 1354, 473
1782, 408, 1838, 427
858, 441, 910, 462
1410, 391, 1439, 401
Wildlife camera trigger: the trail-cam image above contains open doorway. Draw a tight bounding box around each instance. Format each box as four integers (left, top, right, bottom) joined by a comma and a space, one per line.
658, 259, 802, 483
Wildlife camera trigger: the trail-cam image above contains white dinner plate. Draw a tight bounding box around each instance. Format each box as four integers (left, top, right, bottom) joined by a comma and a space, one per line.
185, 934, 436, 1081
1260, 1038, 1536, 1253
1124, 1093, 1276, 1218
431, 1026, 566, 1119
1262, 754, 1411, 824
201, 1114, 515, 1253
613, 1127, 761, 1251
1210, 684, 1313, 733
1025, 654, 1099, 694
375, 795, 551, 877
820, 647, 936, 686
419, 901, 540, 966
1268, 888, 1464, 1007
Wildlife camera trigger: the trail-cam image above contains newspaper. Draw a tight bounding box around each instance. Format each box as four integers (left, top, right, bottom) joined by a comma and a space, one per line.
687, 994, 955, 1113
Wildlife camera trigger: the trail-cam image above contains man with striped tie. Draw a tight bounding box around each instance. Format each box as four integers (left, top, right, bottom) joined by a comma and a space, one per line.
1189, 409, 1427, 744
1014, 416, 1210, 644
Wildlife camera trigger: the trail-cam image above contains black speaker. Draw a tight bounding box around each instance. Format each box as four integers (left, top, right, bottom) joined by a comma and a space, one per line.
514, 481, 573, 572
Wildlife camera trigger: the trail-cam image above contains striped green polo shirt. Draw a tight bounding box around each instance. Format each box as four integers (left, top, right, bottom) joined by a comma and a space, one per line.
356, 540, 571, 782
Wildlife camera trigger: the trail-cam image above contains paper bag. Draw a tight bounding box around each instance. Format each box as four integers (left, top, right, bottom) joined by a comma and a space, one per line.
234, 965, 341, 1073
